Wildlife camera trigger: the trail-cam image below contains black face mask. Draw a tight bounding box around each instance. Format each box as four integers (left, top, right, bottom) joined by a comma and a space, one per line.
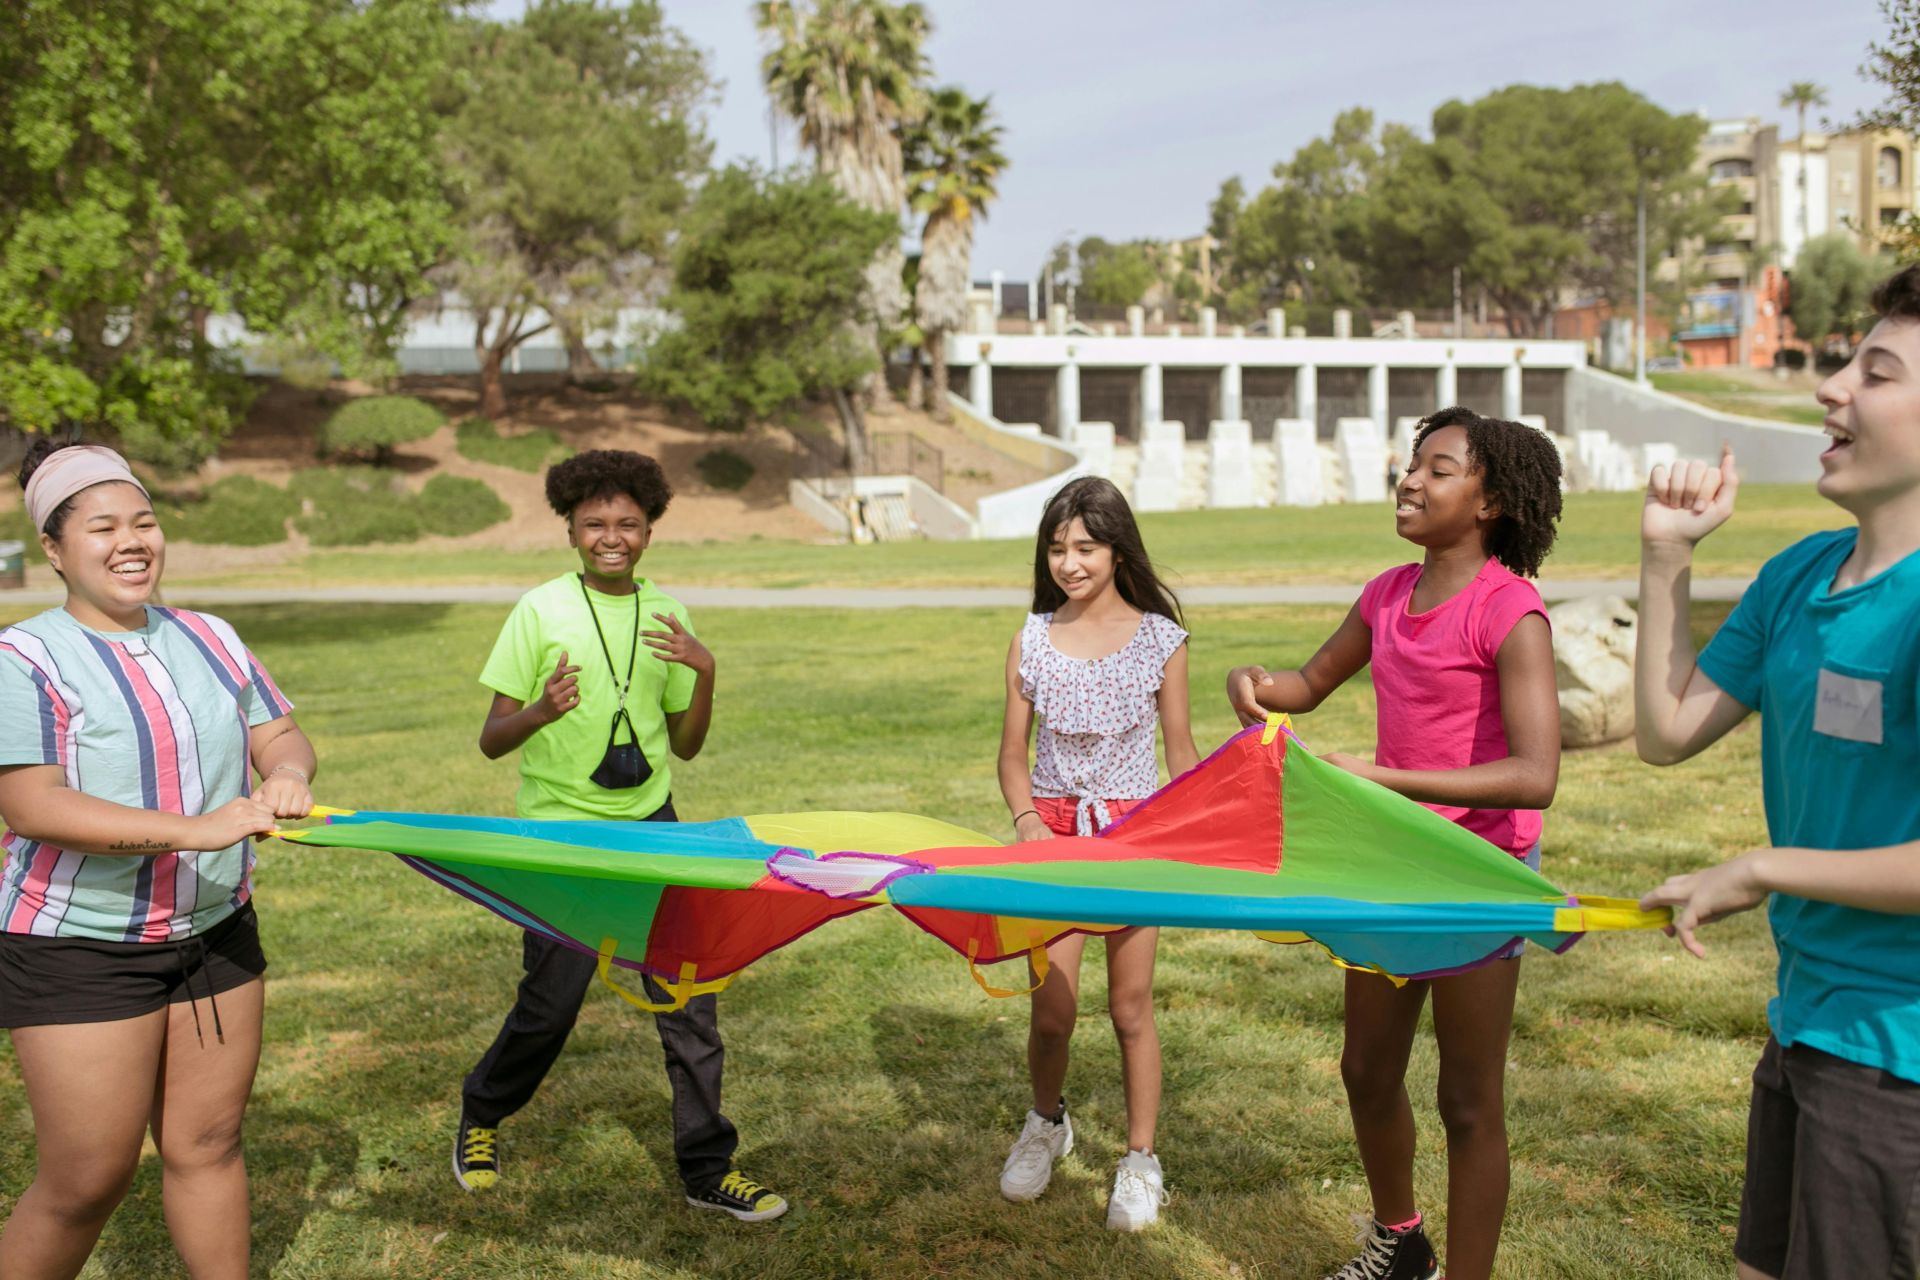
590, 707, 653, 791
578, 576, 651, 791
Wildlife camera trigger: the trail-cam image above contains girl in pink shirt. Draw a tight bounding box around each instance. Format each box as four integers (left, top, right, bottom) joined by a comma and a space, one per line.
1227, 408, 1564, 1280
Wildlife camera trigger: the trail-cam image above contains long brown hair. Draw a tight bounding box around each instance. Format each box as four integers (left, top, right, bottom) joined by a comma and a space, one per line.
1030, 476, 1183, 623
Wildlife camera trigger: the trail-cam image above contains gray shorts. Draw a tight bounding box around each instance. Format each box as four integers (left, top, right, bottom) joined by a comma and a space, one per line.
1735, 1035, 1920, 1278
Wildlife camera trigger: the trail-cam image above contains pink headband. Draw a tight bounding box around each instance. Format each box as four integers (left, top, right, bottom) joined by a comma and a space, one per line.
24, 445, 150, 534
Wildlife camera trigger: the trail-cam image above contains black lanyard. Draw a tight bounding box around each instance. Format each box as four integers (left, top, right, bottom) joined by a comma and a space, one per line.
578, 575, 639, 711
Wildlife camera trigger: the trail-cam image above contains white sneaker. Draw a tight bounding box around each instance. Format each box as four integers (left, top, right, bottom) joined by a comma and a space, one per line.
1106, 1149, 1168, 1231
999, 1108, 1073, 1201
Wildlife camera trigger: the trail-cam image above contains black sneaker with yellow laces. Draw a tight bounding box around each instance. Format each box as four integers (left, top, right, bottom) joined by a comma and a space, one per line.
453, 1112, 501, 1192
685, 1169, 790, 1222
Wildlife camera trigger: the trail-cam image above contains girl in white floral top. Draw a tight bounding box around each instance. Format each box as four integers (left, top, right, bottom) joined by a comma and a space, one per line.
994, 476, 1199, 1232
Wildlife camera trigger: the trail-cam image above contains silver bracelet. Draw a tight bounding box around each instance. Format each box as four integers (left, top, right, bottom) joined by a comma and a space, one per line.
268, 764, 309, 784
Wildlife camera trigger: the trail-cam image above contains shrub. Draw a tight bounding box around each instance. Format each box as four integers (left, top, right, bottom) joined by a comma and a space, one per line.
289, 467, 509, 546
319, 395, 443, 464
155, 476, 290, 545
695, 447, 755, 492
454, 417, 571, 473
291, 467, 422, 545
0, 503, 44, 562
418, 474, 510, 537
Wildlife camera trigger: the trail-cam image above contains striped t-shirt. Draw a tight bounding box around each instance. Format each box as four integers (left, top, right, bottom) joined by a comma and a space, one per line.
0, 606, 293, 942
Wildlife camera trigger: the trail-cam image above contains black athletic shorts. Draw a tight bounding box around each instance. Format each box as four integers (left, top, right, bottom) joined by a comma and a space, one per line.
0, 903, 267, 1029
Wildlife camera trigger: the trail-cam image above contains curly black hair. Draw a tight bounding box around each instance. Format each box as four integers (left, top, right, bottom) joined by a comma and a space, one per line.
544, 449, 673, 523
1412, 407, 1563, 578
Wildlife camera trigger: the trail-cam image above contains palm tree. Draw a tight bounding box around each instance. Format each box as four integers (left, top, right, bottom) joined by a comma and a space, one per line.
903, 87, 1006, 424
1780, 81, 1829, 260
757, 0, 930, 422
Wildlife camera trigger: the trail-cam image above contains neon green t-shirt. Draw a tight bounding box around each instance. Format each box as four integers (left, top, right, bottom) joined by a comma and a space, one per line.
480, 574, 696, 820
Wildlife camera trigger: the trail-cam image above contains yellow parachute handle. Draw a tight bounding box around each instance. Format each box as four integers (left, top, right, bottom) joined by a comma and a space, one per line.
967, 934, 1050, 998
264, 803, 356, 841
1261, 712, 1292, 745
595, 938, 734, 1013
1553, 896, 1673, 933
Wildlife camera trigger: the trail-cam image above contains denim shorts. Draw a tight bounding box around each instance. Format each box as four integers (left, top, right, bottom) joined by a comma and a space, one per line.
1493, 841, 1544, 961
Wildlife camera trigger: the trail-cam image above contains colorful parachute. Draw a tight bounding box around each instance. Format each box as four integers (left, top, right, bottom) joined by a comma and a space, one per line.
270, 717, 1666, 1008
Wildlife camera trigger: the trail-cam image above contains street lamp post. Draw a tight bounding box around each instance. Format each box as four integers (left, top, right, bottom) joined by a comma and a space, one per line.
1636, 178, 1649, 386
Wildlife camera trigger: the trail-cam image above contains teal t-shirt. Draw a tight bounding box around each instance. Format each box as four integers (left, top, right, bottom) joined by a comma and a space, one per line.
480, 574, 696, 821
1698, 528, 1920, 1082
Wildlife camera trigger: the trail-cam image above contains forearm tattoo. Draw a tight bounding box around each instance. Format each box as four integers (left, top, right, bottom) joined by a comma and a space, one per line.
107, 838, 173, 853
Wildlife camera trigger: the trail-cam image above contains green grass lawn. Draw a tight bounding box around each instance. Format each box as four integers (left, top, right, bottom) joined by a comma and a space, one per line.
0, 601, 1772, 1278
1649, 372, 1829, 428
159, 484, 1847, 594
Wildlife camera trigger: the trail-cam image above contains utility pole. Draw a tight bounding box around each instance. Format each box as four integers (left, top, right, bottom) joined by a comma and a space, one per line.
1452, 266, 1463, 338
1636, 178, 1649, 386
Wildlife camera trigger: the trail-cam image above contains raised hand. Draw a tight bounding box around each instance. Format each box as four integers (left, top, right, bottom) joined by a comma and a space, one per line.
643, 613, 714, 677
1227, 665, 1274, 727
1643, 445, 1739, 548
536, 651, 582, 724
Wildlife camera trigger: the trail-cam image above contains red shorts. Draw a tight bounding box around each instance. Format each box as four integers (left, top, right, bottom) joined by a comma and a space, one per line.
1031, 795, 1141, 837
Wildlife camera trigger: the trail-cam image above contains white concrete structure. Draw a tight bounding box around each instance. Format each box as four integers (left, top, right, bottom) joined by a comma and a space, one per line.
1206, 420, 1255, 508
944, 328, 1588, 445
1072, 422, 1115, 480
1134, 421, 1186, 512
1336, 419, 1390, 503
1273, 419, 1324, 507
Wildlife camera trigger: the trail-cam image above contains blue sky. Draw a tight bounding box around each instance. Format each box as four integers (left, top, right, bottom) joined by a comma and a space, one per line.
489, 0, 1893, 278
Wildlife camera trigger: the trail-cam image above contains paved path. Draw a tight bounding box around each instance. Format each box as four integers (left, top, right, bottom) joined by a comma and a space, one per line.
0, 577, 1752, 611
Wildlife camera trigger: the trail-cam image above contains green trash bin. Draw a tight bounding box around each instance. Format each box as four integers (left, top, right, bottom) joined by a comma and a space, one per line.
0, 540, 25, 590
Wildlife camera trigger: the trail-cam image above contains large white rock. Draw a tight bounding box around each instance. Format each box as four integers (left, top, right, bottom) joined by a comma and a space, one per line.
1550, 595, 1637, 748
1272, 419, 1323, 506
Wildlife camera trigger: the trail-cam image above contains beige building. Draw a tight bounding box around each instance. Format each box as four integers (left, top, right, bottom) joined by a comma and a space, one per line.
1696, 117, 1781, 286
1697, 115, 1917, 274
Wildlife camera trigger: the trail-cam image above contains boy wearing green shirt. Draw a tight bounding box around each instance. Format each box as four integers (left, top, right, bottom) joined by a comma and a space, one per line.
453, 450, 787, 1223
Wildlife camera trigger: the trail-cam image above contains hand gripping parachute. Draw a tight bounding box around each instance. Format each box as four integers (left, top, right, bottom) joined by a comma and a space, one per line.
270, 717, 1668, 1006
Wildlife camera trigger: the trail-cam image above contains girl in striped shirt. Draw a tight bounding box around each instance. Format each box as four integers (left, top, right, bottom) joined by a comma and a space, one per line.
0, 440, 316, 1278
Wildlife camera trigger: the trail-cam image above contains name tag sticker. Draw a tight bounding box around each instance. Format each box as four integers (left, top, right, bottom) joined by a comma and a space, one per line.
1814, 669, 1884, 745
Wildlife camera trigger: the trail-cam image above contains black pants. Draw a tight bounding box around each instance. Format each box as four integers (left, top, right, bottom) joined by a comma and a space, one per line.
460, 798, 738, 1193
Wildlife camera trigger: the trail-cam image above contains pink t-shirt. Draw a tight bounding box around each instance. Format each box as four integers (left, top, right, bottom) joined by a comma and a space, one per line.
1356, 559, 1548, 858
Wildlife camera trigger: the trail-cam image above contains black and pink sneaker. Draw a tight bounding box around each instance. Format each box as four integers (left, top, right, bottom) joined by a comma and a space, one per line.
1323, 1214, 1438, 1280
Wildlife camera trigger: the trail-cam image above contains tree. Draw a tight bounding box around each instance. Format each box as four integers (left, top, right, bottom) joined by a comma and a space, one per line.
0, 0, 454, 466
1858, 1, 1920, 258
438, 1, 710, 419
757, 0, 930, 408
1780, 81, 1830, 257
639, 166, 896, 470
902, 86, 1005, 422
1213, 108, 1382, 320
1789, 232, 1882, 348
1078, 240, 1163, 309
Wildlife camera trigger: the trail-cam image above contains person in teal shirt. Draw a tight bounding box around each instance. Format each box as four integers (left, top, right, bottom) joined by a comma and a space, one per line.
452, 450, 788, 1223
1637, 267, 1920, 1279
